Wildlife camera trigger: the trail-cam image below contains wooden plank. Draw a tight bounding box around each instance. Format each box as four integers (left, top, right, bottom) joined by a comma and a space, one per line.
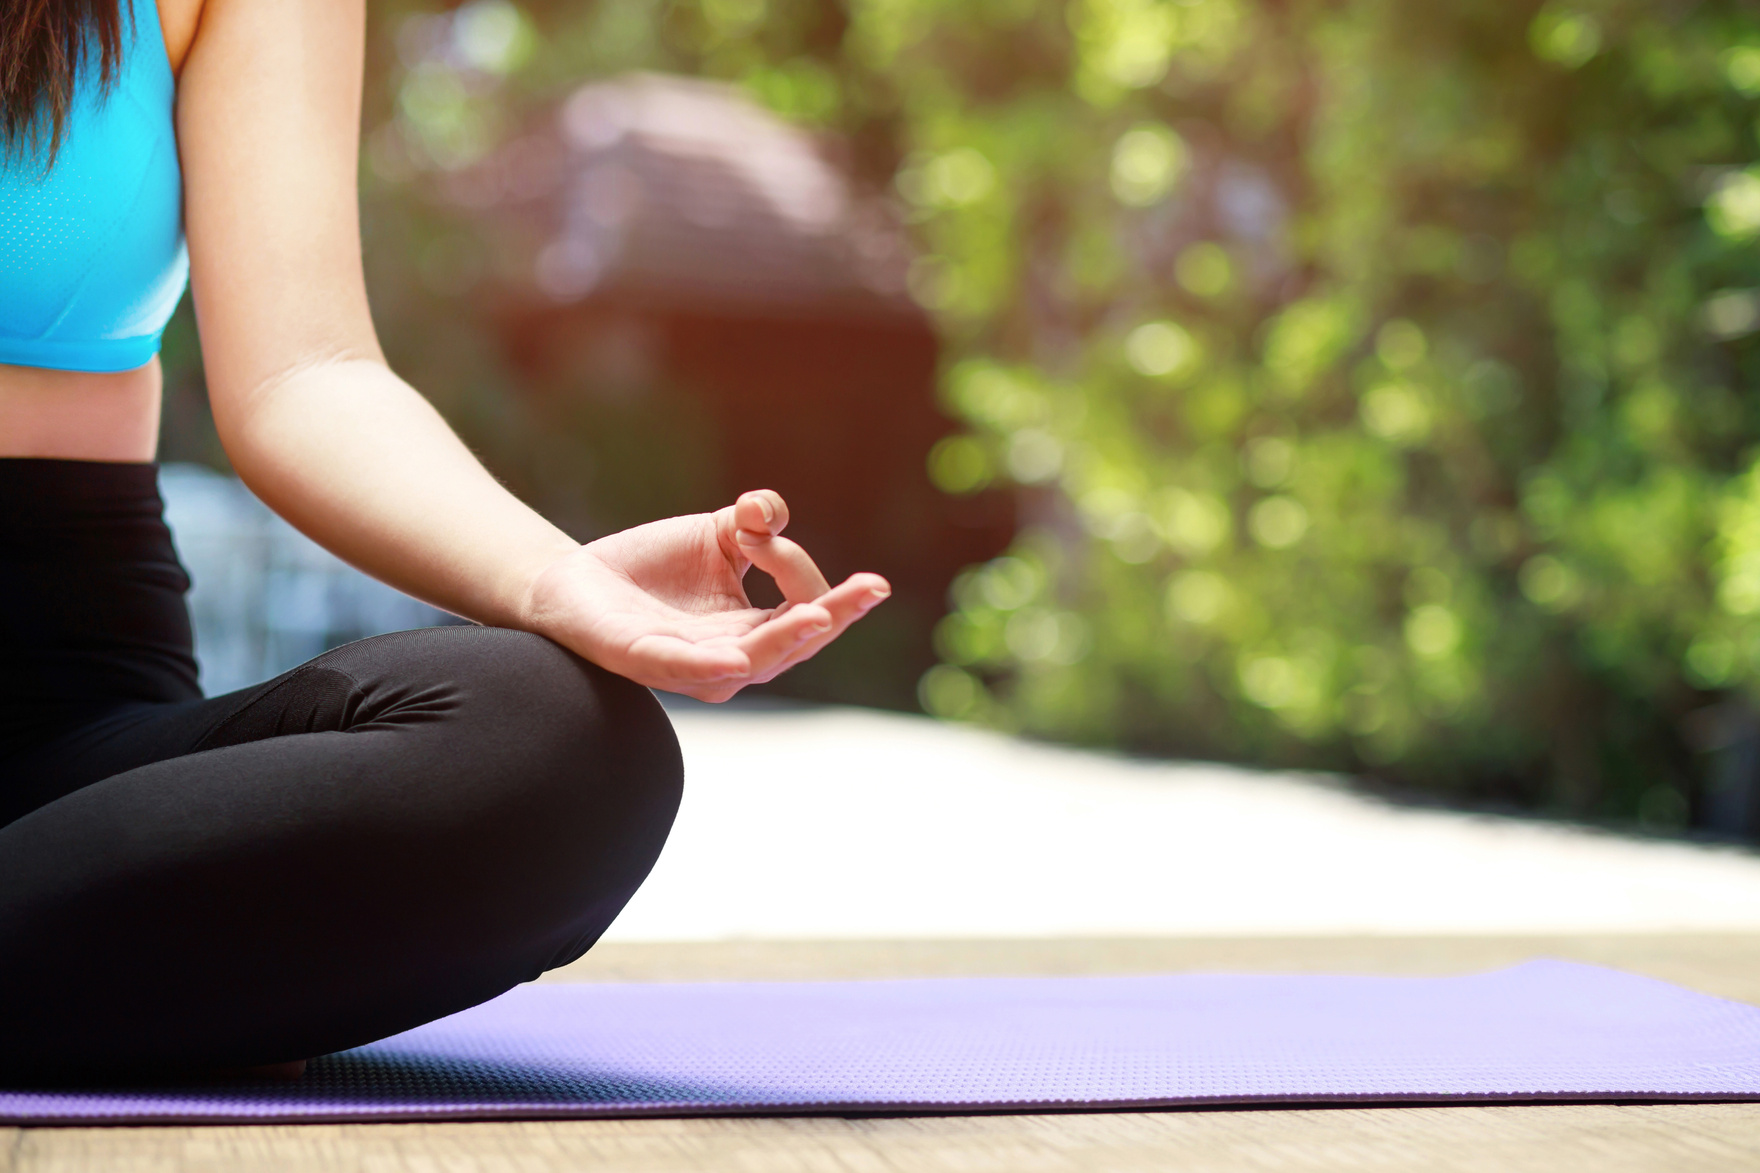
547, 933, 1760, 1005
17, 935, 1760, 1173
15, 1106, 1760, 1173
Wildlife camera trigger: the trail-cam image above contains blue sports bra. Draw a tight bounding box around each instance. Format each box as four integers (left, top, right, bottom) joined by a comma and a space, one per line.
0, 0, 188, 373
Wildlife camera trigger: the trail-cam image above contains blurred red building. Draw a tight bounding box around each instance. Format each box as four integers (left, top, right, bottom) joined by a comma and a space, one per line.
444, 75, 1012, 707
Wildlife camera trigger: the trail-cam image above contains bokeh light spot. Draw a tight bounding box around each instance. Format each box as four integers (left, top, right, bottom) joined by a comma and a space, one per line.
1530, 6, 1602, 69
928, 435, 994, 494
919, 664, 981, 718
1519, 555, 1582, 612
1360, 382, 1432, 445
1248, 496, 1309, 548
1175, 242, 1234, 298
1110, 124, 1189, 207
1166, 570, 1230, 626
1375, 320, 1428, 370
1708, 169, 1760, 240
1405, 605, 1462, 659
1125, 320, 1198, 379
1724, 46, 1760, 96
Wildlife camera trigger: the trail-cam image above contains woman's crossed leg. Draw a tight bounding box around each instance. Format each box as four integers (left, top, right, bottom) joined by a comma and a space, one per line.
0, 626, 683, 1080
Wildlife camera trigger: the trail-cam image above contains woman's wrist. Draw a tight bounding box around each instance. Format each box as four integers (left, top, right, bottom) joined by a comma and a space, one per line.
511, 535, 588, 638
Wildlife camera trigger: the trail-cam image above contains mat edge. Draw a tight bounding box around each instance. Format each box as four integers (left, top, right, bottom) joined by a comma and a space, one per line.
8, 1090, 1760, 1127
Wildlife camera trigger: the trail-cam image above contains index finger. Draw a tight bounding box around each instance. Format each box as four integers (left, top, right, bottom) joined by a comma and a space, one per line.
726, 490, 831, 604
736, 529, 831, 604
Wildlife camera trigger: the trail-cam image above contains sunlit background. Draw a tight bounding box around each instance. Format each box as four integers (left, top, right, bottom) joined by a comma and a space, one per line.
156, 0, 1760, 840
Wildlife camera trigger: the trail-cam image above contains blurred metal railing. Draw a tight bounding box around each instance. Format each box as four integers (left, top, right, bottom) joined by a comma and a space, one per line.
159, 463, 454, 696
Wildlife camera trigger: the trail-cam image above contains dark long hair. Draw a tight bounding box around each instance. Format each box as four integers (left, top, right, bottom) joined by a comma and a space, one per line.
1, 0, 125, 163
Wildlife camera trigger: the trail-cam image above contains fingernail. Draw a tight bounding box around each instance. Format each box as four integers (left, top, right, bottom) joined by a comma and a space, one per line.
736, 528, 761, 544
872, 586, 891, 598
755, 495, 775, 524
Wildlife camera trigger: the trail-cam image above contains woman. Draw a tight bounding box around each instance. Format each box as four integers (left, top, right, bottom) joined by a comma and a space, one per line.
0, 0, 889, 1078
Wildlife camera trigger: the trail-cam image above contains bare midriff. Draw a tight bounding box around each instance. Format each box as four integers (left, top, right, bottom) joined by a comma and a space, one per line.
0, 361, 164, 462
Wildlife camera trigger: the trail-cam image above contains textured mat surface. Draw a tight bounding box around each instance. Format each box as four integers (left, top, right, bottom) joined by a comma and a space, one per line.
5, 960, 1760, 1123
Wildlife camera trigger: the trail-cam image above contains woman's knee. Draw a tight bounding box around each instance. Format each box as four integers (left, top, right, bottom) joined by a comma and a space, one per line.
495, 631, 685, 869
428, 629, 686, 972
348, 626, 684, 907
437, 626, 681, 801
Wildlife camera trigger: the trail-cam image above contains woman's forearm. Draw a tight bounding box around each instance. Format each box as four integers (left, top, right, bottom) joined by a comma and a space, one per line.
212, 356, 579, 630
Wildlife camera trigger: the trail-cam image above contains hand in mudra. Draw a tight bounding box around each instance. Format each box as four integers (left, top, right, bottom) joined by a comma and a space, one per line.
527, 490, 891, 702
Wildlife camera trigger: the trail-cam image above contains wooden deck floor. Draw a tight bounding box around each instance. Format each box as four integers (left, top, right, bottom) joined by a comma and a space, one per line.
8, 935, 1760, 1172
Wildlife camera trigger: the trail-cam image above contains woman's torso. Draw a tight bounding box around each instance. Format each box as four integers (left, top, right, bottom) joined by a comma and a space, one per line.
0, 0, 204, 464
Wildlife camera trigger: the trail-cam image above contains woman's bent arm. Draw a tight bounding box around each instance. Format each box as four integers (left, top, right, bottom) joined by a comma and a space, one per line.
177, 0, 574, 630
176, 0, 887, 695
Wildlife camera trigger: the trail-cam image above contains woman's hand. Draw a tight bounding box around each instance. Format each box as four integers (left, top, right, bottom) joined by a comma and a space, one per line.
525, 490, 891, 702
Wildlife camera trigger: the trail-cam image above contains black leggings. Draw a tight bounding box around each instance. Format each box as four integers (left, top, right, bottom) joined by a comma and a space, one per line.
0, 460, 683, 1080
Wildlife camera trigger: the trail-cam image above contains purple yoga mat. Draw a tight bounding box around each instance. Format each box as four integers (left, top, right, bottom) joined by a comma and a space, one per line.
4, 960, 1759, 1124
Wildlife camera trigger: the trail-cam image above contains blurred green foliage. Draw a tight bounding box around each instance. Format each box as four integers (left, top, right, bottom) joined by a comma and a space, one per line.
336, 0, 1760, 821
893, 0, 1760, 826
